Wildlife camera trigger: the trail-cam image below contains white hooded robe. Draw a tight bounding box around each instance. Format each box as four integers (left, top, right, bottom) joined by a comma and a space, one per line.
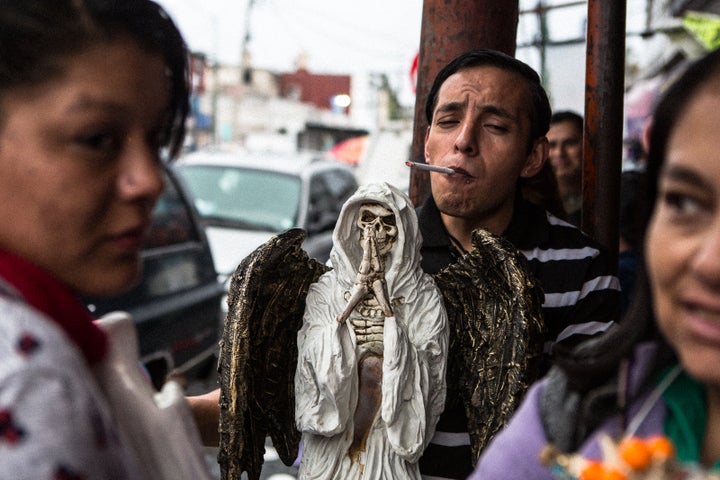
295, 182, 448, 479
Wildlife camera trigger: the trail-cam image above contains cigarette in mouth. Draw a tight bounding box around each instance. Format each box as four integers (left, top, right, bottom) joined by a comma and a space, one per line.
405, 161, 456, 175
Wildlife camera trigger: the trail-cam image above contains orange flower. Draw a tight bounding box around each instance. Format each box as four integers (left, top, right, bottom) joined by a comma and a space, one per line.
619, 436, 652, 470
579, 461, 605, 480
645, 435, 674, 461
579, 461, 627, 480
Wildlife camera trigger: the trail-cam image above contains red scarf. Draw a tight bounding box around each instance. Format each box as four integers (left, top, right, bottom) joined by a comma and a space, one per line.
0, 250, 107, 364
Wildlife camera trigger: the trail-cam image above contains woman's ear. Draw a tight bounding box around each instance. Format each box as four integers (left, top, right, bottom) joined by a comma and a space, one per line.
521, 136, 549, 178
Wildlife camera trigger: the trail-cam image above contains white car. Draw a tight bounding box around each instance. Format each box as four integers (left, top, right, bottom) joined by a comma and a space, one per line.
175, 150, 358, 281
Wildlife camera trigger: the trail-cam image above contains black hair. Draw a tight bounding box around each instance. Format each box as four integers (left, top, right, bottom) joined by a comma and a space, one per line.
618, 170, 646, 249
0, 0, 190, 159
424, 49, 551, 150
550, 110, 583, 132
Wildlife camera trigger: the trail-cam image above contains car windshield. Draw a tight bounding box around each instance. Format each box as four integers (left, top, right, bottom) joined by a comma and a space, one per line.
178, 165, 301, 232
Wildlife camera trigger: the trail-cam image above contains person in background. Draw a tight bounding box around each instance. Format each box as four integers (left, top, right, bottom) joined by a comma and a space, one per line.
0, 1, 204, 478
521, 161, 569, 221
547, 110, 584, 226
416, 49, 621, 480
618, 169, 647, 313
471, 47, 720, 479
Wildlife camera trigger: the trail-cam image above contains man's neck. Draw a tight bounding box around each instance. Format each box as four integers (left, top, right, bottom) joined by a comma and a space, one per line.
557, 174, 582, 199
440, 208, 513, 252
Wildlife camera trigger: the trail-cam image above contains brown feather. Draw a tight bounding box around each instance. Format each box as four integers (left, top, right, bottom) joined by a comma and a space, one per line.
218, 228, 329, 480
432, 228, 546, 462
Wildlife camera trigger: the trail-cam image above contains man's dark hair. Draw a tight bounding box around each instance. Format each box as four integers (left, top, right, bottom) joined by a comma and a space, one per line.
550, 110, 583, 132
424, 49, 552, 149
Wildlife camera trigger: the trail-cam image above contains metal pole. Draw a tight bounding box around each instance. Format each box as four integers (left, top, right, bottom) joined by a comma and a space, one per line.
408, 1, 520, 207
582, 0, 626, 267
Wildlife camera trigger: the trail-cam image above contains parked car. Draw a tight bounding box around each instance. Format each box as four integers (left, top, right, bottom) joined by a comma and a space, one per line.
84, 166, 225, 389
174, 149, 359, 282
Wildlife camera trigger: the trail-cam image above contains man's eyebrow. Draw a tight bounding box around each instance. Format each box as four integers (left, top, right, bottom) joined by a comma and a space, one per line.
435, 100, 466, 115
479, 104, 516, 121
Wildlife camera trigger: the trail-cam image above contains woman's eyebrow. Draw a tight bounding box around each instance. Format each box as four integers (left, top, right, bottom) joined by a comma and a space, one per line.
63, 95, 130, 119
661, 164, 712, 191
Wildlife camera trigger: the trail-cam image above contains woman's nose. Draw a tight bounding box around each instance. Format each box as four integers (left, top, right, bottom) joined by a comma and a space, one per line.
119, 139, 164, 201
691, 218, 720, 286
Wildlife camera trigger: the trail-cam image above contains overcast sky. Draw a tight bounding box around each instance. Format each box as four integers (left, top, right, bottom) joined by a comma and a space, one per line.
156, 0, 424, 77
155, 1, 655, 114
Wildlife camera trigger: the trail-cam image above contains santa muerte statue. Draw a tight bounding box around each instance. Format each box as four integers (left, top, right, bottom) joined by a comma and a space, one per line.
217, 182, 545, 480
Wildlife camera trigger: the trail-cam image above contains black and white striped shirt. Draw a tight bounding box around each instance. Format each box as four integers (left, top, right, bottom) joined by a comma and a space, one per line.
416, 196, 621, 480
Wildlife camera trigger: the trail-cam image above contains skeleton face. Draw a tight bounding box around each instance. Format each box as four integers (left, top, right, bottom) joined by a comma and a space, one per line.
356, 203, 398, 255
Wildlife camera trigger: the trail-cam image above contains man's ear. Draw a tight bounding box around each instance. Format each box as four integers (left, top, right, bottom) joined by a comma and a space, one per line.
521, 136, 549, 178
424, 127, 431, 163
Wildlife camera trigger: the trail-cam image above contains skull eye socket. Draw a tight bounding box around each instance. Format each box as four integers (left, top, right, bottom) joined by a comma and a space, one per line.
361, 211, 376, 223
382, 215, 396, 227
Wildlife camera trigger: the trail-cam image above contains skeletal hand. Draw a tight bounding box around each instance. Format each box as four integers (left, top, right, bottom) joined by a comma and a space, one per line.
336, 224, 392, 323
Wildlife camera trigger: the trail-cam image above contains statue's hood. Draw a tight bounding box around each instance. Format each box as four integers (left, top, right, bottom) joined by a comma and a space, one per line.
330, 182, 423, 295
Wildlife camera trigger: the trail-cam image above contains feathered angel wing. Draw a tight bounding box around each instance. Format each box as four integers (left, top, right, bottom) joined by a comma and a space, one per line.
217, 228, 331, 480
432, 228, 546, 462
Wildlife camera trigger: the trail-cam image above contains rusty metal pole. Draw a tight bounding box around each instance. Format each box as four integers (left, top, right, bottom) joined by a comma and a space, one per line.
582, 0, 626, 267
408, 1, 520, 207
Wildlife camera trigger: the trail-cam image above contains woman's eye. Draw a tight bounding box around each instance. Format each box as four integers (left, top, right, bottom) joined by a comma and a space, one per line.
77, 132, 121, 153
663, 191, 702, 216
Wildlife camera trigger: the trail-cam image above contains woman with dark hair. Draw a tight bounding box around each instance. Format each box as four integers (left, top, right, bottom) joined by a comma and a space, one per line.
470, 47, 720, 479
0, 1, 208, 478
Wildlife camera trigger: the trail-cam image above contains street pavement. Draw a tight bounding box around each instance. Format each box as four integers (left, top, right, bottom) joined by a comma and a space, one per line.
203, 443, 299, 480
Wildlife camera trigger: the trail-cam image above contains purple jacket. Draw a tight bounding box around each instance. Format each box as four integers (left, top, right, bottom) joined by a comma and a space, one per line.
469, 342, 667, 479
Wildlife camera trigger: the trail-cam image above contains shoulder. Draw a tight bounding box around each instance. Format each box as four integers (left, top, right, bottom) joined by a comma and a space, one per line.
0, 295, 87, 369
507, 198, 609, 258
416, 197, 445, 237
522, 210, 618, 284
543, 211, 610, 255
0, 324, 127, 478
541, 340, 666, 451
0, 296, 101, 406
0, 295, 107, 423
472, 379, 552, 480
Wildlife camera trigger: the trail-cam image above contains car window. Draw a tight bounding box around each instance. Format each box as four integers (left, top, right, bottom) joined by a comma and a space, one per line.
145, 173, 199, 249
178, 165, 302, 232
324, 168, 358, 202
307, 168, 358, 231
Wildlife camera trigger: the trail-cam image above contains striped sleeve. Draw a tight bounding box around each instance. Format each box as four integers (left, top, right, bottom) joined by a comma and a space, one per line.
521, 213, 621, 345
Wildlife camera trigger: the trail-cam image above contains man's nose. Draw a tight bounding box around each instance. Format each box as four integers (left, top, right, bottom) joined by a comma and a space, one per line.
454, 122, 478, 155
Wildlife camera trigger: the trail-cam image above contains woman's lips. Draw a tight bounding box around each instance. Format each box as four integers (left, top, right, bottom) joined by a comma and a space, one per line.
108, 226, 146, 252
684, 300, 720, 345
